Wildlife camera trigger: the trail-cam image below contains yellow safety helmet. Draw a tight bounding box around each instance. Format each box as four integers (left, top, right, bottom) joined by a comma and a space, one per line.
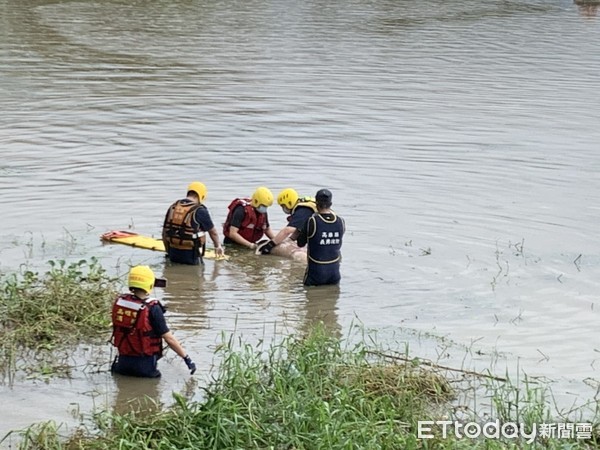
277, 188, 299, 210
251, 186, 274, 208
128, 265, 155, 293
187, 181, 207, 202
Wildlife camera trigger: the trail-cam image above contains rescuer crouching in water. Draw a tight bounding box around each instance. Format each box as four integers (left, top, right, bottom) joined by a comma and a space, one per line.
223, 186, 277, 250
111, 265, 196, 378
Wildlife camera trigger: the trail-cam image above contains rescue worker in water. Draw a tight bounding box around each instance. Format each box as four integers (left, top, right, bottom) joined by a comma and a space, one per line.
223, 186, 277, 250
162, 181, 225, 265
297, 189, 345, 286
111, 265, 196, 378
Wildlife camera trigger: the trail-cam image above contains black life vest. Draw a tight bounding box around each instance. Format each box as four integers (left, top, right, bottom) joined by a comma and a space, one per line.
306, 212, 344, 264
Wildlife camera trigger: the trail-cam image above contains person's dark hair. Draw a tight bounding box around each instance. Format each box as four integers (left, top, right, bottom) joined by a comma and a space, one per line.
130, 287, 148, 298
315, 188, 333, 209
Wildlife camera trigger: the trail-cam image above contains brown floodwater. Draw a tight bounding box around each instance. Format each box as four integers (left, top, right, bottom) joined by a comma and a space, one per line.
1, 0, 600, 440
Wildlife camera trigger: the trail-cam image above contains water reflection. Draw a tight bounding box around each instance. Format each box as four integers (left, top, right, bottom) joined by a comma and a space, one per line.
574, 0, 599, 17
160, 261, 218, 331
111, 374, 161, 417
301, 285, 341, 338
110, 370, 200, 419
222, 246, 279, 293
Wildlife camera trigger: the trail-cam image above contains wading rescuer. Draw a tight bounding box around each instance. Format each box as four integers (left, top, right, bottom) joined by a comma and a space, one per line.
162, 182, 225, 265
223, 186, 276, 250
297, 189, 345, 286
111, 265, 196, 378
258, 188, 316, 255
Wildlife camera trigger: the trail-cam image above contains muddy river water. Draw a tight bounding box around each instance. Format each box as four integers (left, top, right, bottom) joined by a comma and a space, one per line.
1, 0, 600, 439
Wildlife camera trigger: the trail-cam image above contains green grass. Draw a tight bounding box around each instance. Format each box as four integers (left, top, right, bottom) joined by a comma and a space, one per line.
0, 258, 119, 375
6, 325, 599, 449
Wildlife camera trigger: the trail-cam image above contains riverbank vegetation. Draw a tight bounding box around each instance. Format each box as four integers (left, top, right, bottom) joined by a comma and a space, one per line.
0, 258, 118, 377
6, 327, 600, 449
1, 260, 598, 448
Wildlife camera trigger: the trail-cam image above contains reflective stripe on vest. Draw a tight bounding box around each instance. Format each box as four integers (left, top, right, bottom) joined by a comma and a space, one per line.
163, 200, 206, 251
111, 294, 163, 357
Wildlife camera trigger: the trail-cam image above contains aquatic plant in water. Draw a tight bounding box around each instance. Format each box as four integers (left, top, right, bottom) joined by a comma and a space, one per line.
0, 258, 119, 377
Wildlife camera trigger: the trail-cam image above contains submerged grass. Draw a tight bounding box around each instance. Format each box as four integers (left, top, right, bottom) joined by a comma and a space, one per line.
7, 325, 599, 449
0, 258, 119, 375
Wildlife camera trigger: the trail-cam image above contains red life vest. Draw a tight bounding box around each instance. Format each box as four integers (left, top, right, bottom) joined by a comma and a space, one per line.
162, 200, 206, 251
223, 198, 267, 243
111, 294, 163, 357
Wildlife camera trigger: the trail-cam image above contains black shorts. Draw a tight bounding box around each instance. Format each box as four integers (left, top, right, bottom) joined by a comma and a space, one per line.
303, 262, 341, 286
112, 354, 161, 378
